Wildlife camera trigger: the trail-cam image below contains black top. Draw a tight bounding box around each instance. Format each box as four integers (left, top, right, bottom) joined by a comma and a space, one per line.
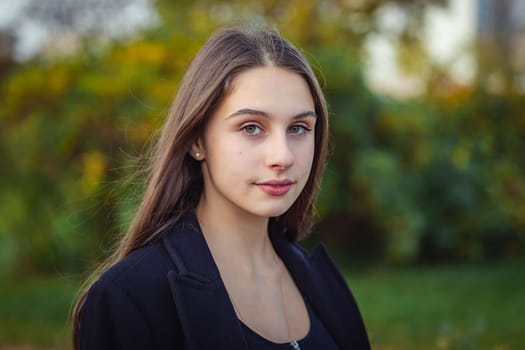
240, 300, 339, 350
79, 212, 370, 349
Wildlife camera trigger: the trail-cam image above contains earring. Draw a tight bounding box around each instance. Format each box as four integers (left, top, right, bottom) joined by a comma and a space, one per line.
195, 152, 201, 158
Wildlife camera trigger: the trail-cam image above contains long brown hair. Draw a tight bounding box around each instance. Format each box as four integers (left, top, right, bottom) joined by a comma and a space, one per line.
72, 25, 329, 348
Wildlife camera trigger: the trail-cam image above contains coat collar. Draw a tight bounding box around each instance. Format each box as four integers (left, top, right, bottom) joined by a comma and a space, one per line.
161, 213, 246, 349
161, 212, 351, 350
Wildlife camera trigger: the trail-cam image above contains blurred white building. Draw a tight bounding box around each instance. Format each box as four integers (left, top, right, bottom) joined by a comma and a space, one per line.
366, 0, 525, 97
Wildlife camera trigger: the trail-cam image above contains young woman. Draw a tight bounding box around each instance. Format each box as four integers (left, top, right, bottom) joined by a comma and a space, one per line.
73, 25, 370, 350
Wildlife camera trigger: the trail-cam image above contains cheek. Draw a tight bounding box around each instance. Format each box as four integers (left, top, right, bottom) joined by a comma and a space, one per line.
206, 137, 250, 174
297, 139, 315, 167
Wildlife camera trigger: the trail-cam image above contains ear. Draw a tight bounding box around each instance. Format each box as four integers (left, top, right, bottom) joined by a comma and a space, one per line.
189, 138, 205, 161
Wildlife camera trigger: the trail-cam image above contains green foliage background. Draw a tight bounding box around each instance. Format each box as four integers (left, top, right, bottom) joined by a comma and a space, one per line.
1, 0, 524, 279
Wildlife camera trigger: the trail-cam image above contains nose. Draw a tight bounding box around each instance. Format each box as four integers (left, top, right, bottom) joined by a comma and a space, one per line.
266, 131, 294, 170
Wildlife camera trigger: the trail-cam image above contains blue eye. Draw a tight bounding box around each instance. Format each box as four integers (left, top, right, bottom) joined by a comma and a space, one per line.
289, 125, 311, 135
242, 124, 263, 135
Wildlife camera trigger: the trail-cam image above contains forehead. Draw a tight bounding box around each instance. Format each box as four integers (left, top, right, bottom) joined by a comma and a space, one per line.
218, 66, 315, 117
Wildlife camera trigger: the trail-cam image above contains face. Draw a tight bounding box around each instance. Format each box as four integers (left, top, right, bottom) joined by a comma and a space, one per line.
192, 65, 316, 220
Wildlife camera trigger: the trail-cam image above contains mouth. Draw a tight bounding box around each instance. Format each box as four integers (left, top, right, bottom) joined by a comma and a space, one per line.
255, 179, 294, 196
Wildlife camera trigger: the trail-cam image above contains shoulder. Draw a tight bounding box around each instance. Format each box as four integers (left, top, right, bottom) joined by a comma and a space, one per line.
286, 238, 340, 275
84, 238, 176, 320
308, 243, 341, 272
293, 241, 347, 286
96, 240, 173, 291
275, 234, 351, 294
285, 238, 356, 303
305, 243, 372, 348
80, 235, 184, 349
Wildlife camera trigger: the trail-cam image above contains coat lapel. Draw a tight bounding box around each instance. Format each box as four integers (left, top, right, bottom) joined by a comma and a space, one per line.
270, 231, 348, 349
162, 214, 247, 350
161, 213, 368, 350
272, 232, 370, 349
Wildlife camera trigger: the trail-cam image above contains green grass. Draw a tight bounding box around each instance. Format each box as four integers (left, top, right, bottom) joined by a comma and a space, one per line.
346, 261, 525, 350
0, 276, 77, 349
0, 261, 523, 349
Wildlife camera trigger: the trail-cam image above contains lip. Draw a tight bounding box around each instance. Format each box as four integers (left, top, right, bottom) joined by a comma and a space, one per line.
256, 179, 294, 196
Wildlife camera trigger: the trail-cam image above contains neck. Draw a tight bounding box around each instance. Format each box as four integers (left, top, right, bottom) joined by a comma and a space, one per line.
195, 198, 277, 274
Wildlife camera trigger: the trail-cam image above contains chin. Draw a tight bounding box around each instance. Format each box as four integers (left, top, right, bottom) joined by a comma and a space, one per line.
243, 194, 300, 219
256, 205, 293, 219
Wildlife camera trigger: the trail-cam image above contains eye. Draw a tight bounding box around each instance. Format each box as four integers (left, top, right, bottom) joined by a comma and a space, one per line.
288, 124, 312, 135
242, 124, 263, 135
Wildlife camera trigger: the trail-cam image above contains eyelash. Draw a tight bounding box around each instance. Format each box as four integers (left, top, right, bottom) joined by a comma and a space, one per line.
241, 124, 263, 135
289, 124, 312, 135
240, 123, 312, 136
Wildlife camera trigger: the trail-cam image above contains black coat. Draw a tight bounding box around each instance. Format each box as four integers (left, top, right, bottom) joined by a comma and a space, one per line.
79, 213, 371, 349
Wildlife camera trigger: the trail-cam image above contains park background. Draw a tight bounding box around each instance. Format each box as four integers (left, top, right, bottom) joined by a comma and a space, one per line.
0, 0, 524, 349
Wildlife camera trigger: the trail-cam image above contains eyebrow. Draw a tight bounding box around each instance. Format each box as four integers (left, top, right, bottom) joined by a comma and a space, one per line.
226, 108, 317, 120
